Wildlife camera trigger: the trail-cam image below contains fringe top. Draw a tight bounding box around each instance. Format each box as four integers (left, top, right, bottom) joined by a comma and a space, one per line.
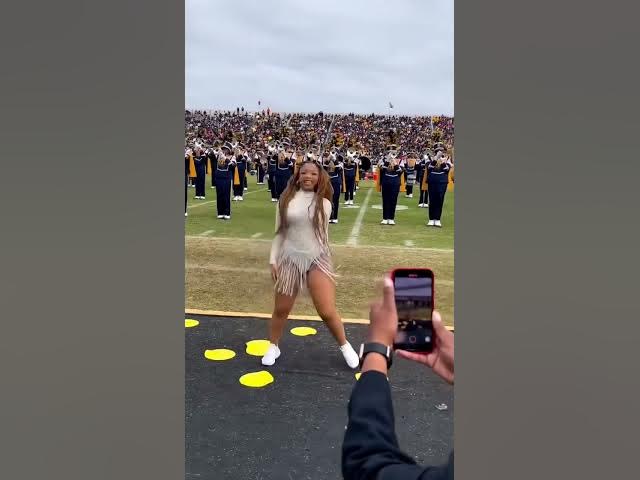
269, 190, 332, 265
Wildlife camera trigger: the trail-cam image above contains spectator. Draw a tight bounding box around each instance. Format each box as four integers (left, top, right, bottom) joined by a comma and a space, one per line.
342, 276, 454, 480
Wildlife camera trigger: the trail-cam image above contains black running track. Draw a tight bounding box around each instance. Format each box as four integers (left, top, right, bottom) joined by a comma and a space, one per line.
186, 314, 453, 480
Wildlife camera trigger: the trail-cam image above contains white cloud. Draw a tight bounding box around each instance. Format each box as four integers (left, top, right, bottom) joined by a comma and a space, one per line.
186, 0, 454, 115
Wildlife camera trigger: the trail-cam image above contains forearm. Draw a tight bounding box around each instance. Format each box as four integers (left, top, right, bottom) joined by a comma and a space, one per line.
269, 233, 282, 265
342, 371, 419, 480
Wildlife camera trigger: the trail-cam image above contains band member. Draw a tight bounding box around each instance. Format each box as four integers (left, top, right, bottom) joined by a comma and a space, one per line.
231, 143, 248, 201
358, 154, 372, 190
404, 153, 418, 198
324, 149, 345, 223
354, 148, 363, 192
208, 141, 221, 189
255, 150, 267, 184
343, 145, 358, 205
262, 160, 359, 369
376, 142, 405, 225
267, 142, 278, 202
274, 149, 294, 200
193, 144, 207, 199
417, 151, 430, 207
426, 149, 453, 227
214, 143, 236, 220
185, 147, 196, 217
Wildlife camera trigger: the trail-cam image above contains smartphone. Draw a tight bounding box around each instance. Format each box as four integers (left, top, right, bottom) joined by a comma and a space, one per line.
391, 268, 434, 352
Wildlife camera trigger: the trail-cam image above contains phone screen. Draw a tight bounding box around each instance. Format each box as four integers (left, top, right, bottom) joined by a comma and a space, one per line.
393, 270, 434, 352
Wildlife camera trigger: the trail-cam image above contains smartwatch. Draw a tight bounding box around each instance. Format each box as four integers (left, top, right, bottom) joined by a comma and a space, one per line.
358, 342, 393, 369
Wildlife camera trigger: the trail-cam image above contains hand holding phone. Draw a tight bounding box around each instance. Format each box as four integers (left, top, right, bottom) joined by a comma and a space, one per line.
396, 311, 454, 384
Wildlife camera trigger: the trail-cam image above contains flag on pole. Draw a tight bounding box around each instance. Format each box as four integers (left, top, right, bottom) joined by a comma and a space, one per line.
389, 102, 394, 109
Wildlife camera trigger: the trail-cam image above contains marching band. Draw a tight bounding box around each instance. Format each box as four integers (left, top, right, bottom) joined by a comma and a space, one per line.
184, 131, 453, 228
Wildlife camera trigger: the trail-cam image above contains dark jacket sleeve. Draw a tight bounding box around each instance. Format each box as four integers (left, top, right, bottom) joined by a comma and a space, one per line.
342, 371, 454, 480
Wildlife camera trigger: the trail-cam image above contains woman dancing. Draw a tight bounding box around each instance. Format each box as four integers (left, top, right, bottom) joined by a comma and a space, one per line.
262, 160, 360, 369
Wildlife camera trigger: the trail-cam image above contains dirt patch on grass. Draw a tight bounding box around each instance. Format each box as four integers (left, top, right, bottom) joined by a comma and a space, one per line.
186, 237, 454, 326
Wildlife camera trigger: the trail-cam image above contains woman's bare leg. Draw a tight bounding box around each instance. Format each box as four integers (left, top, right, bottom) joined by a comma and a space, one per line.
269, 291, 297, 345
307, 269, 347, 346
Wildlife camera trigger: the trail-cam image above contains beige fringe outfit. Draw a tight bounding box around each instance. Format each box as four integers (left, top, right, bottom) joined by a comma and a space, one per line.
270, 190, 335, 296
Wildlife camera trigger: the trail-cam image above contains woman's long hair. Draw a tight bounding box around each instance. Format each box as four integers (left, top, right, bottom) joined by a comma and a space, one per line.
277, 160, 333, 246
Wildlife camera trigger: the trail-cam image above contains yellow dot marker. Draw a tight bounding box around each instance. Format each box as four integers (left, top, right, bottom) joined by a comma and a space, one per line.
204, 349, 236, 361
245, 339, 270, 357
290, 326, 317, 336
239, 371, 274, 388
185, 319, 199, 328
355, 372, 362, 380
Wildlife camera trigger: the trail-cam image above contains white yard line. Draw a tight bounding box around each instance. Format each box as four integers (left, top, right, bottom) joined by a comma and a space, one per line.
346, 187, 373, 246
251, 232, 263, 238
199, 230, 215, 236
404, 240, 415, 247
187, 187, 267, 209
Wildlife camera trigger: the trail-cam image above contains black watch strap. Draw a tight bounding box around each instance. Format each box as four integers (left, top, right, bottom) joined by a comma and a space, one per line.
358, 342, 393, 369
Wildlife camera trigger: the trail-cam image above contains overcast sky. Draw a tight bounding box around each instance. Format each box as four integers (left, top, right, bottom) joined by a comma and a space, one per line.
186, 0, 453, 116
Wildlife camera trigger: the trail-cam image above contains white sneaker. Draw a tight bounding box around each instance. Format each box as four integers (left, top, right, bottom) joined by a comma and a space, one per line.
239, 197, 243, 201
435, 220, 442, 227
381, 219, 389, 225
261, 344, 281, 366
184, 212, 188, 217
232, 197, 237, 201
271, 198, 278, 202
211, 186, 215, 189
418, 203, 424, 207
388, 220, 396, 225
224, 215, 231, 220
217, 215, 224, 219
333, 219, 339, 224
424, 204, 429, 208
408, 194, 413, 198
340, 342, 359, 369
427, 220, 436, 226
244, 187, 248, 191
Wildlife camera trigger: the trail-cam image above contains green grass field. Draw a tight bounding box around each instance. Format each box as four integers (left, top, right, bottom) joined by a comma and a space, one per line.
185, 175, 455, 325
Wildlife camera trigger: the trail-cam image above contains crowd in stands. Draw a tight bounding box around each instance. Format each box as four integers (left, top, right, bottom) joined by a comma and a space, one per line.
185, 109, 454, 160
